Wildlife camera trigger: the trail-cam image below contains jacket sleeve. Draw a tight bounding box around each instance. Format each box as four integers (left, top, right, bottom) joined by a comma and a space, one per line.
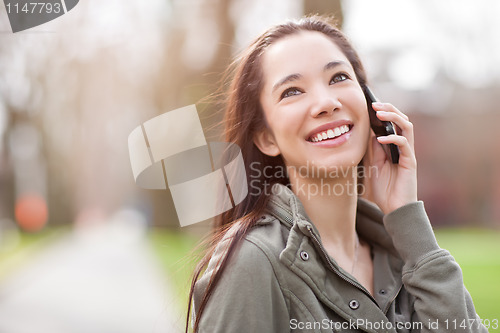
193, 237, 290, 333
383, 201, 488, 332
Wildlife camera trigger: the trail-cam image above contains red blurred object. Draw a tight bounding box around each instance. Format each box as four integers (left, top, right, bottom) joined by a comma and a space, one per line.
15, 194, 48, 232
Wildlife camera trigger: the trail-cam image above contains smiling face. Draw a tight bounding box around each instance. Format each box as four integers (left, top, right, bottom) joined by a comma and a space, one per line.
255, 31, 371, 175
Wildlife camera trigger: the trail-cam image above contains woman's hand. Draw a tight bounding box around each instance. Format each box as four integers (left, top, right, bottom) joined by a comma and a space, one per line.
365, 102, 418, 215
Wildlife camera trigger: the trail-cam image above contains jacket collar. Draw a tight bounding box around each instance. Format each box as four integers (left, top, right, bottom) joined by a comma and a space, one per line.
265, 183, 400, 261
265, 183, 404, 318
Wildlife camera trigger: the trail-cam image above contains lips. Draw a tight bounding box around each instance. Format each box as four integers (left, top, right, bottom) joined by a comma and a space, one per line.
306, 120, 353, 143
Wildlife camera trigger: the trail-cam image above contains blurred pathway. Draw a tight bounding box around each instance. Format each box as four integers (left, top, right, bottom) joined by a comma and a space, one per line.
0, 220, 182, 333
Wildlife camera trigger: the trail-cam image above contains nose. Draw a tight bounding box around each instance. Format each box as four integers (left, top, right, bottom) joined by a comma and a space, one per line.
309, 86, 342, 117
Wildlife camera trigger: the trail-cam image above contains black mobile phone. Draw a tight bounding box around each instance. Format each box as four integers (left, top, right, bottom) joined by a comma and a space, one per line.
363, 86, 400, 164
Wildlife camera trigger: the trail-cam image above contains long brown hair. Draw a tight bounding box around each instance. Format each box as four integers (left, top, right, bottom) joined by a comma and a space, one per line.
186, 15, 368, 332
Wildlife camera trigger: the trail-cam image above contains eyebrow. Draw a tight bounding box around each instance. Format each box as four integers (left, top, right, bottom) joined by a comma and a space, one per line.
271, 60, 350, 94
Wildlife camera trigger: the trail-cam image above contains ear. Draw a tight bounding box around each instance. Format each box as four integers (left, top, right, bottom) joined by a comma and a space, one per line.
253, 127, 281, 157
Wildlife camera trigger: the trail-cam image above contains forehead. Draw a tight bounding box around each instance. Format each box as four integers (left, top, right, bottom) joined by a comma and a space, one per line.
261, 31, 352, 82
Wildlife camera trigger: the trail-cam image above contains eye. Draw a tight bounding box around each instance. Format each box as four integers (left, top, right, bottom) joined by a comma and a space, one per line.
280, 87, 303, 100
330, 72, 350, 84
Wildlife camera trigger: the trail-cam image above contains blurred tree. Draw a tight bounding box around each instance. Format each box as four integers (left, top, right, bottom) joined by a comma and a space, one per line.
304, 0, 343, 27
149, 0, 235, 228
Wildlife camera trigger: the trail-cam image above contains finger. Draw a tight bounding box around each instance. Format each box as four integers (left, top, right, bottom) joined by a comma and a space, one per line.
376, 111, 414, 148
372, 102, 409, 121
375, 111, 413, 133
377, 135, 416, 166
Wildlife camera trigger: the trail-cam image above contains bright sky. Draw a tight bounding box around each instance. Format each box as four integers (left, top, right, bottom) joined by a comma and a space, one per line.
343, 0, 500, 89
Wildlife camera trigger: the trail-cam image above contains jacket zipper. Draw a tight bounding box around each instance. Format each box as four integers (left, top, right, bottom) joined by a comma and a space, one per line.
305, 224, 378, 305
268, 200, 295, 226
269, 201, 377, 304
270, 199, 404, 327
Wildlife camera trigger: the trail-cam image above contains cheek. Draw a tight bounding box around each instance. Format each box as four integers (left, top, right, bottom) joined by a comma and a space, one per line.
351, 93, 371, 144
360, 111, 371, 144
263, 106, 302, 142
352, 91, 369, 127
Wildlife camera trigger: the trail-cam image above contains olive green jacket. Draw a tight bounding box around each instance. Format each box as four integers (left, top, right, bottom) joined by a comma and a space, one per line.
193, 184, 487, 332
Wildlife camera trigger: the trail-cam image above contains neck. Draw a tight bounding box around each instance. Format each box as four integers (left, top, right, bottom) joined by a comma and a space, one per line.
288, 165, 359, 254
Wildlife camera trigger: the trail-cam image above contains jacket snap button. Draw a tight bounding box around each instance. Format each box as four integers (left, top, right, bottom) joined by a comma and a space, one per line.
300, 251, 309, 261
379, 289, 386, 295
349, 300, 359, 310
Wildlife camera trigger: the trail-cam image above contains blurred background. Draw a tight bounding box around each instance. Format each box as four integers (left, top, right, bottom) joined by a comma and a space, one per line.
0, 0, 499, 332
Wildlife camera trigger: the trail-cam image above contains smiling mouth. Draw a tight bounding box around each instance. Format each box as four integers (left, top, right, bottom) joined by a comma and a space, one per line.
307, 124, 352, 142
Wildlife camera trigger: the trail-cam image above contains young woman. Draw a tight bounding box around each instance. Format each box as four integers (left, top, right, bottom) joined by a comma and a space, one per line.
187, 16, 487, 332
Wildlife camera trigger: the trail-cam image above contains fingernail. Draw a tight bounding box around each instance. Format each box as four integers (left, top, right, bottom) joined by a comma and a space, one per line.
372, 102, 383, 107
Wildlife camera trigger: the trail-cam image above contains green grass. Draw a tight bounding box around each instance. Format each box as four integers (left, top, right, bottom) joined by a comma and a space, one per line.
0, 227, 67, 282
149, 228, 500, 326
148, 228, 202, 318
435, 228, 500, 322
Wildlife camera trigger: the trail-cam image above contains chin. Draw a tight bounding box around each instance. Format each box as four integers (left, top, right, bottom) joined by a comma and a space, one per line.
293, 156, 360, 180
316, 150, 364, 167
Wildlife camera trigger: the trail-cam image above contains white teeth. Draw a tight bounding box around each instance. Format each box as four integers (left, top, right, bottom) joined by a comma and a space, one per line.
310, 125, 350, 142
